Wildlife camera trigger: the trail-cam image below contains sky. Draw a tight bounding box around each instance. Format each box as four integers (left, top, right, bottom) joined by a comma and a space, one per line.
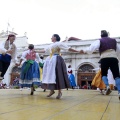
0, 0, 120, 44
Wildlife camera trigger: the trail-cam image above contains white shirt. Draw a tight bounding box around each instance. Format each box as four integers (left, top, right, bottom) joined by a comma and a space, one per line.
39, 59, 45, 64
84, 40, 120, 59
67, 67, 72, 72
0, 41, 17, 62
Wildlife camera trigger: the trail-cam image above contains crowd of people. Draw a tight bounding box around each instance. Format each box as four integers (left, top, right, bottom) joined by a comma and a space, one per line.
0, 30, 120, 100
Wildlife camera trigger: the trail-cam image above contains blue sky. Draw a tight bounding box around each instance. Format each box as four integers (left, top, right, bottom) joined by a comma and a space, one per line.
0, 0, 120, 44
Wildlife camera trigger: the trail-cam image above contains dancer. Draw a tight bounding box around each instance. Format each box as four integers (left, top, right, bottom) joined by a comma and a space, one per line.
36, 34, 79, 99
0, 80, 7, 89
16, 44, 40, 95
92, 62, 106, 94
67, 65, 76, 89
81, 30, 120, 100
92, 61, 115, 94
0, 34, 17, 80
39, 55, 45, 81
39, 55, 46, 92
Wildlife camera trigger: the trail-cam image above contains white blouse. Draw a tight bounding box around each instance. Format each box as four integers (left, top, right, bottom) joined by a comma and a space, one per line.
21, 50, 41, 62
39, 59, 45, 64
67, 67, 72, 71
45, 42, 70, 54
84, 40, 120, 59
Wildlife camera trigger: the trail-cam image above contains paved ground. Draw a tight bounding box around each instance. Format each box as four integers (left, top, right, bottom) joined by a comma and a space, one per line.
0, 89, 119, 120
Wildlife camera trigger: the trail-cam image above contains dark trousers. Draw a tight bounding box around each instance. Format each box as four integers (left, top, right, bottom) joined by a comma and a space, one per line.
101, 58, 120, 79
0, 60, 10, 77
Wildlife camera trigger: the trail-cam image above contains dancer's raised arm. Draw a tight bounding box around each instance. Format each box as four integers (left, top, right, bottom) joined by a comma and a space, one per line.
35, 49, 45, 53
68, 48, 79, 52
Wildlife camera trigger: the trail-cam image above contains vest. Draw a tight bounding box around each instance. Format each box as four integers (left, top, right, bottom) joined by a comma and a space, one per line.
99, 37, 117, 55
26, 50, 36, 60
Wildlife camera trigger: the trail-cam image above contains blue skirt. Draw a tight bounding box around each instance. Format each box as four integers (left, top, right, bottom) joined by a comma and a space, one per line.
68, 74, 76, 87
19, 61, 40, 87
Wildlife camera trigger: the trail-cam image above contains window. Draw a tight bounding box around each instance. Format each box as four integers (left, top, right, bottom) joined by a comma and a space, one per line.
79, 64, 94, 72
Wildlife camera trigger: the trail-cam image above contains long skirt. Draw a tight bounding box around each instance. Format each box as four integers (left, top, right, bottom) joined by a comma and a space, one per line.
92, 70, 106, 89
19, 61, 40, 87
40, 68, 43, 81
68, 74, 76, 87
41, 55, 71, 90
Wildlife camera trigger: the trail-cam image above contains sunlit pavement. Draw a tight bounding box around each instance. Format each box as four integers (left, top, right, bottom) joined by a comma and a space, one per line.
0, 89, 119, 120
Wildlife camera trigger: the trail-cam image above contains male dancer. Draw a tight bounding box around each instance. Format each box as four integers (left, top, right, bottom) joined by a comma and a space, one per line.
81, 30, 120, 100
0, 34, 17, 81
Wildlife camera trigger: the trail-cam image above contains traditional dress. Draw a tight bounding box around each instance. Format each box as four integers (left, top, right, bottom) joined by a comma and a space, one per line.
92, 70, 106, 90
39, 59, 45, 81
67, 68, 76, 88
92, 68, 115, 90
19, 50, 40, 87
0, 40, 17, 79
41, 42, 71, 90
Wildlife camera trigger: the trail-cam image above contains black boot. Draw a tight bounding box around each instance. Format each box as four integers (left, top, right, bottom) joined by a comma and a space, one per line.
30, 84, 34, 95
72, 86, 74, 89
43, 89, 46, 92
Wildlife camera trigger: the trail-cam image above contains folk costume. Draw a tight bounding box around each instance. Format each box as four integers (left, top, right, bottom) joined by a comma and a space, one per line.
39, 56, 45, 82
92, 70, 106, 94
19, 50, 40, 91
67, 67, 76, 89
0, 34, 17, 80
41, 41, 70, 90
84, 30, 120, 100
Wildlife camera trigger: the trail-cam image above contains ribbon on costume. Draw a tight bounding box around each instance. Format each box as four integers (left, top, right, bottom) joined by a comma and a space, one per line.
23, 60, 34, 73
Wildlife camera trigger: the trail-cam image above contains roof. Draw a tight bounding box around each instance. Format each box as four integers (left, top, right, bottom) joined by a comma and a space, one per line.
63, 37, 81, 42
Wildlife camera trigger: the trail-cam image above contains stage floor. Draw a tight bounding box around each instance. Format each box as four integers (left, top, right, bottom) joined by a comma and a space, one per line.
0, 89, 119, 120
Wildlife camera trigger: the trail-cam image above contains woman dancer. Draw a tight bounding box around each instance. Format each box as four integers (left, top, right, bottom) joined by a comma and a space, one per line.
36, 34, 79, 99
16, 44, 40, 95
39, 55, 46, 92
67, 65, 76, 89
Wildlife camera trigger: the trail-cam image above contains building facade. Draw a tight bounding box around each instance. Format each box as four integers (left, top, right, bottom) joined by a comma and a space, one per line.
1, 31, 120, 87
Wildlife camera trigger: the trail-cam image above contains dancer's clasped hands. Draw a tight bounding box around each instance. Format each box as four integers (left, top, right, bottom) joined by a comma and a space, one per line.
79, 50, 84, 54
